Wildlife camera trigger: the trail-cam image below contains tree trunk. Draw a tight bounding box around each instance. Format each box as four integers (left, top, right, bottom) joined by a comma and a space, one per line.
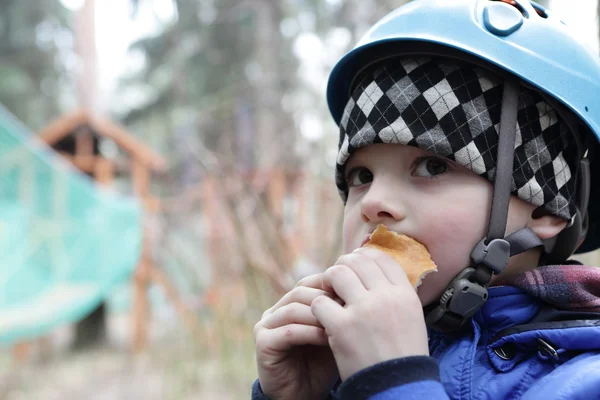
72, 0, 107, 350
253, 1, 284, 170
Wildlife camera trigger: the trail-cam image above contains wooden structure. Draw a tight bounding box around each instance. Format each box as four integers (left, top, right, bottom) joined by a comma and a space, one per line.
37, 110, 165, 212
12, 110, 201, 358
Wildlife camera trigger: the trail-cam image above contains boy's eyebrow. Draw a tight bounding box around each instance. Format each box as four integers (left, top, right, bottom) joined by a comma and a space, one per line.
343, 159, 360, 176
344, 151, 365, 168
343, 154, 371, 179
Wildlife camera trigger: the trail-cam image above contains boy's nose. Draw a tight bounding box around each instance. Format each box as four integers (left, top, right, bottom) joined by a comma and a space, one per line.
360, 188, 406, 223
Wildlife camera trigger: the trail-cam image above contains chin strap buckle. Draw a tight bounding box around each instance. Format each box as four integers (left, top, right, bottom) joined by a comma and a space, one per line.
427, 238, 511, 332
425, 267, 489, 332
470, 237, 511, 274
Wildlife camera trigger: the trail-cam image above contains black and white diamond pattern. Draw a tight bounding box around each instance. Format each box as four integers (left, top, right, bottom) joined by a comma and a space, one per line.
336, 57, 578, 220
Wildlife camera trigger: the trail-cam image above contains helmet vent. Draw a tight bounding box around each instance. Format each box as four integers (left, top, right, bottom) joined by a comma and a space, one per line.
490, 0, 549, 19
490, 0, 527, 17
531, 2, 549, 18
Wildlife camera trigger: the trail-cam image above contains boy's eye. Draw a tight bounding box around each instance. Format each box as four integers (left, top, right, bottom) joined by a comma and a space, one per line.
413, 157, 449, 177
346, 167, 373, 187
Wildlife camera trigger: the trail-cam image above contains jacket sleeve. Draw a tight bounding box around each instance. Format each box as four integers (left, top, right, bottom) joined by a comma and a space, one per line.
251, 380, 270, 400
336, 356, 449, 400
251, 379, 337, 400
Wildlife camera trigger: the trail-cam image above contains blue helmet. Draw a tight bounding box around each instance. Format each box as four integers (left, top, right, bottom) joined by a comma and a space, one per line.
326, 0, 600, 331
327, 0, 600, 254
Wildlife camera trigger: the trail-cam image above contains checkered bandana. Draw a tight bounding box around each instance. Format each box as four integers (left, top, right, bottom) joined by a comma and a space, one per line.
336, 56, 579, 220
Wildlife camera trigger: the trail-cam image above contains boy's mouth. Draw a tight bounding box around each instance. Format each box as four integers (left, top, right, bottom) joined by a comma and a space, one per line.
361, 234, 372, 247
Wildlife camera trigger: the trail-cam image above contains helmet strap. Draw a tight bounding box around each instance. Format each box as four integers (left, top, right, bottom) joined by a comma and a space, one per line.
426, 79, 545, 332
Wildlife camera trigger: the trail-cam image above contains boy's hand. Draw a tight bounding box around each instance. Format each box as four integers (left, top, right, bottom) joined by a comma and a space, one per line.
254, 273, 339, 399
312, 247, 429, 381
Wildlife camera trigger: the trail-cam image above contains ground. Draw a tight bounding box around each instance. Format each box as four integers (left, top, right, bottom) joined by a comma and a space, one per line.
0, 312, 256, 400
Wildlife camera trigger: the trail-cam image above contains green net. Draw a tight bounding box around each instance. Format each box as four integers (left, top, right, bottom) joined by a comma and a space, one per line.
0, 107, 142, 345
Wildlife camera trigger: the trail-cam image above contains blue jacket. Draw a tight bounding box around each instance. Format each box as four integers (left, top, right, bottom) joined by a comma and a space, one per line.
252, 284, 600, 399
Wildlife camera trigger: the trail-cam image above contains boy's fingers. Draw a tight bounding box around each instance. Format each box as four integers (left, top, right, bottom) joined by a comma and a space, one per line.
255, 324, 329, 352
331, 295, 345, 306
264, 287, 332, 317
295, 273, 326, 290
311, 294, 345, 329
336, 252, 387, 290
261, 303, 321, 329
359, 247, 411, 287
323, 265, 367, 304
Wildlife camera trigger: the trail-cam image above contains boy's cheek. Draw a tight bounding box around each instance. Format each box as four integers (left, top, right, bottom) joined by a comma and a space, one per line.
341, 206, 364, 253
414, 207, 488, 302
419, 207, 486, 255
416, 234, 476, 305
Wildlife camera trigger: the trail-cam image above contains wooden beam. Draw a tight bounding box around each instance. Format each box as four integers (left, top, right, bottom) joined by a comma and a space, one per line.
75, 126, 94, 157
11, 336, 51, 364
292, 172, 306, 257
92, 117, 167, 171
132, 256, 150, 353
94, 157, 114, 186
268, 169, 285, 219
38, 111, 167, 172
203, 176, 219, 253
131, 160, 150, 197
12, 342, 31, 363
58, 152, 96, 173
142, 196, 161, 213
37, 111, 89, 146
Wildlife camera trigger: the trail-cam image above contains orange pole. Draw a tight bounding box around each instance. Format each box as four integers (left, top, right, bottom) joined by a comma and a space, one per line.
131, 160, 151, 353
293, 172, 306, 258
132, 256, 150, 353
268, 169, 286, 220
94, 157, 114, 186
59, 152, 96, 173
75, 128, 94, 156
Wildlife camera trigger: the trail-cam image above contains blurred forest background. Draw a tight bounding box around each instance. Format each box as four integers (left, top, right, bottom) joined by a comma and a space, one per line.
0, 0, 599, 399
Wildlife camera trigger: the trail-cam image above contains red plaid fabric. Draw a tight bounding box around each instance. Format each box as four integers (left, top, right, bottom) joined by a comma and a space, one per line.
504, 264, 600, 312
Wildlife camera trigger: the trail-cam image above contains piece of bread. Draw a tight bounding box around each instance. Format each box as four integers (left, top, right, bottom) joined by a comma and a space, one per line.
363, 224, 437, 288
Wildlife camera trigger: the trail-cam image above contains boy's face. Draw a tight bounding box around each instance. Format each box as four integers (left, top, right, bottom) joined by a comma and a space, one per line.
342, 143, 538, 306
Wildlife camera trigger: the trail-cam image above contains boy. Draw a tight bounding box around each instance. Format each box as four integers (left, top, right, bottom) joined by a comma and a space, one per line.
253, 0, 600, 398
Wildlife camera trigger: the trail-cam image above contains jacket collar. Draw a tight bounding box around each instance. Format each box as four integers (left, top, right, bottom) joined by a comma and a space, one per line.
474, 286, 600, 358
473, 285, 543, 335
